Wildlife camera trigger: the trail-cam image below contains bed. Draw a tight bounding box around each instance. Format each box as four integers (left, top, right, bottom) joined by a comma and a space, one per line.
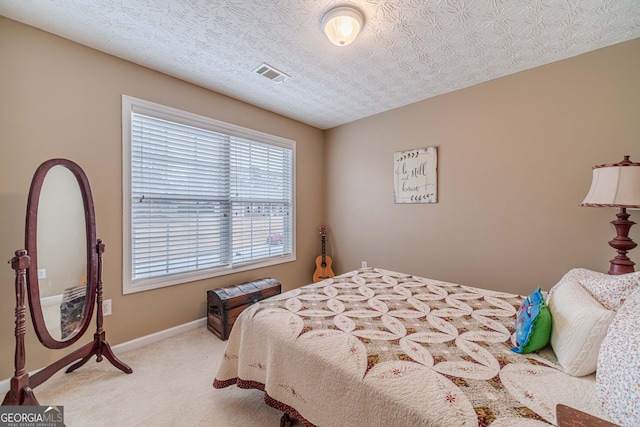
213, 267, 640, 426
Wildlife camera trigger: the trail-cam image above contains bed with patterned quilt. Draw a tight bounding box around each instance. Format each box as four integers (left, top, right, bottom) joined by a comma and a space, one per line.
213, 267, 640, 426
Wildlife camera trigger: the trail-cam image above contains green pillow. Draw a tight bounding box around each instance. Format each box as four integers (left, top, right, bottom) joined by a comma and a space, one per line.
511, 287, 552, 354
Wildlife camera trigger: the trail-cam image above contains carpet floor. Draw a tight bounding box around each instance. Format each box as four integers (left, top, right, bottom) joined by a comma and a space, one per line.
34, 327, 287, 426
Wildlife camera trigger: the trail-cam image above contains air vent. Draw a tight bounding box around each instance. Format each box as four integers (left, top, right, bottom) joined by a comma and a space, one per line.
253, 63, 290, 84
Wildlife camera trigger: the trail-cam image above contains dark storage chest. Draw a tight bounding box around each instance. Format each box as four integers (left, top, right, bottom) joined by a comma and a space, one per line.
207, 277, 281, 340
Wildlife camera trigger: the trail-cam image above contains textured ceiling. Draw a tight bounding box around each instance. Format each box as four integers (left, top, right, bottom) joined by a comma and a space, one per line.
2, 1, 640, 130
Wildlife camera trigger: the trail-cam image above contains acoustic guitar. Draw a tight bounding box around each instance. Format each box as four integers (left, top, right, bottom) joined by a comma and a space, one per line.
313, 225, 335, 282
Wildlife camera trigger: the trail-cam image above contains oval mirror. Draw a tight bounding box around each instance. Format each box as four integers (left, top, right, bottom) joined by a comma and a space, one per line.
25, 159, 97, 349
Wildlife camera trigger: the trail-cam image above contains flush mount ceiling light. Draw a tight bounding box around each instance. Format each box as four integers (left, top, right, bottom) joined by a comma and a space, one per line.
321, 6, 364, 46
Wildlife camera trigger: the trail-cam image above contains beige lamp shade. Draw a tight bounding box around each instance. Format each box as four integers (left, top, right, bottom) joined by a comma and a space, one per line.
581, 156, 640, 208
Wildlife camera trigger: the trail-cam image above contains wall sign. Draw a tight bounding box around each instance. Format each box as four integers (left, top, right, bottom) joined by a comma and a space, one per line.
394, 146, 437, 204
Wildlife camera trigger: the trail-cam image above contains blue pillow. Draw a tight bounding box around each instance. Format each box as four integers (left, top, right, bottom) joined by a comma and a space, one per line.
512, 287, 552, 354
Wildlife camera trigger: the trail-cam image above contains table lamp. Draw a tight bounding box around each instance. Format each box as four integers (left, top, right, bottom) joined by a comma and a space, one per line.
581, 155, 640, 274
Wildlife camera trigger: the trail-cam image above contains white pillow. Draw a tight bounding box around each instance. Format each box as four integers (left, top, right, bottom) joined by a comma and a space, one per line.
596, 289, 640, 426
548, 279, 615, 376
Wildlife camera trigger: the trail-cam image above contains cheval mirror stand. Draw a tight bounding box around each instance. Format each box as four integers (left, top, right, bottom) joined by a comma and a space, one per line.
2, 158, 132, 406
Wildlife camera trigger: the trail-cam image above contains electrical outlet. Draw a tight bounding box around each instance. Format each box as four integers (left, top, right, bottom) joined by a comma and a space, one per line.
361, 261, 367, 268
102, 299, 112, 316
38, 268, 46, 279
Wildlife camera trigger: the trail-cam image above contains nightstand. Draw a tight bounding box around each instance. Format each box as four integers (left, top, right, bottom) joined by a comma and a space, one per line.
556, 404, 618, 427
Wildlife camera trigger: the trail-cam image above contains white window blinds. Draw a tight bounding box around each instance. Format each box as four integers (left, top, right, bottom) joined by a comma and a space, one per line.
123, 96, 295, 293
229, 137, 293, 264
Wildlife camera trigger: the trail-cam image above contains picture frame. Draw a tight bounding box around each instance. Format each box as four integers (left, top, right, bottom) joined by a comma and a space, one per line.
393, 146, 437, 204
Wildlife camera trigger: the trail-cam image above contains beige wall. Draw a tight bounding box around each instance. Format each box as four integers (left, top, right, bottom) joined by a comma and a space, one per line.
0, 17, 325, 380
326, 38, 640, 295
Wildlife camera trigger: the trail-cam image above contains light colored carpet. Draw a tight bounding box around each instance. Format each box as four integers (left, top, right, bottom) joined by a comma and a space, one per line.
34, 327, 287, 426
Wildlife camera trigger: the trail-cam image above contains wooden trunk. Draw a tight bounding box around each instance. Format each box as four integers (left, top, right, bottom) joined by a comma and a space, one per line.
207, 277, 281, 340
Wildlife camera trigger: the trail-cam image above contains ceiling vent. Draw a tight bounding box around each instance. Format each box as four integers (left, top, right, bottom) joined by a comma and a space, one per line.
253, 63, 290, 84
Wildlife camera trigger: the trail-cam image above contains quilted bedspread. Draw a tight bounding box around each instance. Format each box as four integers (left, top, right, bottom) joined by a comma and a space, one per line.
214, 268, 606, 426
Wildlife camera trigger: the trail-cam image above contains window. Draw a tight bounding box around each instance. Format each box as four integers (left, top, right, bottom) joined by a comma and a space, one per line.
122, 96, 295, 293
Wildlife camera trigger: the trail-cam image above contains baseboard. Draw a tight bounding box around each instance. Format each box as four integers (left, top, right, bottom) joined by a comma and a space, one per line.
0, 317, 207, 394
110, 317, 207, 355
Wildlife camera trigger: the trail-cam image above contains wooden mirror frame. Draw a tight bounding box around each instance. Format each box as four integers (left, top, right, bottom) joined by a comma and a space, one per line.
2, 158, 131, 407
26, 158, 97, 348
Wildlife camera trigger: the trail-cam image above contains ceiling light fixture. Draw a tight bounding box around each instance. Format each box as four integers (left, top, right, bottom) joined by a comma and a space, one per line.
321, 6, 364, 47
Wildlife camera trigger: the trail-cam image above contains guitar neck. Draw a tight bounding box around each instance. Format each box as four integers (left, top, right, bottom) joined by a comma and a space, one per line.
321, 235, 327, 265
